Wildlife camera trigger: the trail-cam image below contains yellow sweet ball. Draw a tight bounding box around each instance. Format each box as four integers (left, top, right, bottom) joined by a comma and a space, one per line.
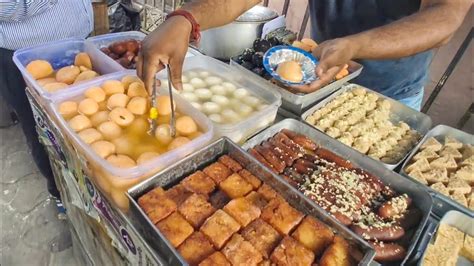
102, 80, 125, 95
26, 60, 54, 79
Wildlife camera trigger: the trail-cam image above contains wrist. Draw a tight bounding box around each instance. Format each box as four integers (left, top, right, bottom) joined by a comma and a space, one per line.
167, 10, 200, 43
345, 35, 366, 59
167, 15, 193, 35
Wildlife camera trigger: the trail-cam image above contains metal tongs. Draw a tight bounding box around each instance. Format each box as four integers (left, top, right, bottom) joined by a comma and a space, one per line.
148, 64, 176, 137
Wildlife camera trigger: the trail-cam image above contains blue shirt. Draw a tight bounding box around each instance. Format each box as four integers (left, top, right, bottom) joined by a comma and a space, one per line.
0, 0, 93, 50
309, 0, 433, 100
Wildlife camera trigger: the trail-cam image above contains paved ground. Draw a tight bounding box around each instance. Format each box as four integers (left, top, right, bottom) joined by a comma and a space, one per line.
0, 125, 79, 266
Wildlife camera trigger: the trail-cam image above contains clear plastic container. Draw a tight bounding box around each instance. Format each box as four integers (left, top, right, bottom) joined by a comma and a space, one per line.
48, 71, 214, 211
158, 55, 282, 143
12, 38, 122, 100
86, 31, 202, 70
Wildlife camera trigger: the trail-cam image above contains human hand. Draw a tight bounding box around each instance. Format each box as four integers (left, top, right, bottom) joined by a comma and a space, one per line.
136, 16, 192, 93
290, 37, 358, 93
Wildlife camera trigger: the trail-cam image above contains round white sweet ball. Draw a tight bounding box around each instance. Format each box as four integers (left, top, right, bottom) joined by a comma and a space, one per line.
205, 76, 223, 86
211, 95, 230, 106
222, 82, 237, 93
209, 114, 223, 123
182, 83, 194, 92
202, 102, 221, 115
243, 95, 260, 108
233, 88, 249, 99
190, 78, 206, 89
195, 88, 213, 101
210, 85, 227, 95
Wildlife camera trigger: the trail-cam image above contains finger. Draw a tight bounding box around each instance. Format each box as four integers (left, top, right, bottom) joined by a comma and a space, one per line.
136, 51, 143, 79
142, 55, 162, 95
169, 55, 185, 91
318, 66, 342, 86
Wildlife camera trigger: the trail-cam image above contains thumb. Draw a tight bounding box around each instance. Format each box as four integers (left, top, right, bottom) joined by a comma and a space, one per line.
169, 56, 185, 91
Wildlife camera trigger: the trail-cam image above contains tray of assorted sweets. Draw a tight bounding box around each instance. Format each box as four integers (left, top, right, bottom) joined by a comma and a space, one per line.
302, 84, 432, 170
419, 211, 473, 265
127, 137, 375, 265
401, 125, 473, 217
242, 119, 433, 264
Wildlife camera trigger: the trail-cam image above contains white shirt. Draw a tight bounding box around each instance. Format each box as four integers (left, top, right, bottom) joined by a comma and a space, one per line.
0, 0, 94, 50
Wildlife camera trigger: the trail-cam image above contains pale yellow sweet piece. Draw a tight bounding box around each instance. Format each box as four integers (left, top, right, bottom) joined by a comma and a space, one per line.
78, 98, 99, 116
421, 137, 443, 152
440, 146, 463, 160
84, 86, 106, 102
424, 168, 449, 184
56, 65, 80, 85
109, 107, 134, 127
90, 140, 116, 158
445, 135, 463, 150
107, 93, 130, 109
102, 80, 125, 95
447, 178, 472, 194
430, 155, 458, 171
58, 101, 78, 119
127, 82, 148, 97
413, 149, 440, 162
450, 191, 468, 206
97, 121, 122, 140
26, 60, 54, 79
175, 116, 197, 136
126, 97, 147, 115
106, 154, 136, 168
137, 152, 160, 164
90, 111, 109, 127
74, 70, 98, 84
408, 169, 428, 185
168, 137, 190, 151
156, 95, 175, 116
452, 165, 474, 184
406, 158, 431, 173
461, 155, 474, 167
436, 224, 464, 246
121, 75, 143, 90
74, 52, 92, 69
78, 128, 103, 144
430, 182, 449, 196
68, 114, 91, 132
462, 144, 474, 159
111, 136, 134, 157
461, 234, 474, 262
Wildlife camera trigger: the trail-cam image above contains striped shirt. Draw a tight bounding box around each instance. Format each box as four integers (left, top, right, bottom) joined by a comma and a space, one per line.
0, 0, 93, 50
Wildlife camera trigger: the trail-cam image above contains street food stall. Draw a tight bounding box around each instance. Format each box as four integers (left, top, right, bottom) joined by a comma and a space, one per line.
11, 2, 473, 265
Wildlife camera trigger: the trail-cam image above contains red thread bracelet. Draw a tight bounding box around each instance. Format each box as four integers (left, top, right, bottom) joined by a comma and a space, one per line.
167, 10, 201, 44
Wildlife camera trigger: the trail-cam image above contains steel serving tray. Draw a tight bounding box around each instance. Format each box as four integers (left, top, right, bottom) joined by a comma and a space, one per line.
416, 210, 473, 265
230, 58, 363, 115
301, 83, 432, 170
242, 119, 433, 265
127, 137, 375, 265
400, 125, 474, 218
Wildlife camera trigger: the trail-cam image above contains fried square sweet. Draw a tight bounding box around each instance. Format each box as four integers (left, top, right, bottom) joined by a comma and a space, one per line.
270, 236, 315, 266
219, 173, 253, 199
222, 234, 263, 266
178, 193, 216, 228
209, 190, 231, 209
436, 224, 464, 246
223, 197, 261, 227
405, 158, 430, 173
440, 146, 463, 160
156, 212, 194, 247
238, 169, 262, 189
203, 162, 232, 184
182, 171, 216, 195
423, 168, 449, 184
319, 236, 352, 266
413, 149, 439, 162
198, 251, 231, 266
430, 182, 449, 196
241, 219, 281, 258
447, 178, 471, 194
291, 216, 334, 256
245, 191, 269, 210
165, 184, 193, 206
257, 184, 285, 202
218, 155, 243, 172
261, 199, 304, 235
200, 210, 241, 249
420, 137, 442, 152
178, 232, 215, 265
138, 187, 165, 214
430, 155, 458, 171
444, 135, 463, 150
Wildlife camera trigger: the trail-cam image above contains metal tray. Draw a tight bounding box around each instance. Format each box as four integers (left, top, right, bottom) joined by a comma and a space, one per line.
301, 84, 432, 170
242, 119, 433, 265
400, 125, 474, 218
415, 210, 473, 266
230, 58, 363, 115
127, 137, 375, 265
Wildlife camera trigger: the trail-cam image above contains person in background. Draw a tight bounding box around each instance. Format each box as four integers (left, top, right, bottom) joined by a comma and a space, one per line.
138, 0, 470, 111
0, 0, 94, 212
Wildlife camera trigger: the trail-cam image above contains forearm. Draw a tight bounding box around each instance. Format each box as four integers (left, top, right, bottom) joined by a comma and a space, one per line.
347, 0, 470, 60
181, 0, 261, 30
